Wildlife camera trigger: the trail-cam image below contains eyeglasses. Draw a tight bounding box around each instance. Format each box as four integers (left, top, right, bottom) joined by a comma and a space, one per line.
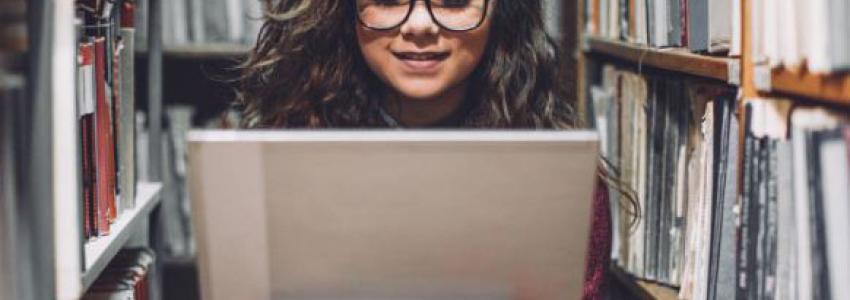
355, 0, 490, 32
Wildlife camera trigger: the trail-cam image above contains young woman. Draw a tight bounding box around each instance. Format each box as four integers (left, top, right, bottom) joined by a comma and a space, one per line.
237, 1, 613, 298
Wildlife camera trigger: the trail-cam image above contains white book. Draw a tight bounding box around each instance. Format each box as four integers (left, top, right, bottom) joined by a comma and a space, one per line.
225, 0, 245, 43
708, 0, 732, 53
729, 0, 742, 56
635, 0, 648, 44
649, 0, 670, 47
790, 108, 845, 300
750, 0, 766, 64
763, 0, 781, 67
778, 0, 804, 70
628, 74, 648, 277
609, 0, 621, 40
600, 0, 610, 38
807, 0, 850, 72
828, 0, 850, 72
775, 142, 796, 300
172, 0, 189, 45
819, 135, 850, 300
189, 0, 205, 43
244, 0, 264, 45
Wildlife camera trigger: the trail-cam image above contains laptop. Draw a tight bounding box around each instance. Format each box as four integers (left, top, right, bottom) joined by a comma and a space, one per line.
187, 130, 600, 300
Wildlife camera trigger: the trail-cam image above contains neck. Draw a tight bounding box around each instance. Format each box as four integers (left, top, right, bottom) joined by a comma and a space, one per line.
386, 83, 468, 128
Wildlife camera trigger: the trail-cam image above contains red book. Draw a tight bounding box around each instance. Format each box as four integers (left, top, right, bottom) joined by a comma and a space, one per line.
93, 37, 115, 235
78, 42, 96, 238
120, 1, 134, 29
109, 37, 122, 221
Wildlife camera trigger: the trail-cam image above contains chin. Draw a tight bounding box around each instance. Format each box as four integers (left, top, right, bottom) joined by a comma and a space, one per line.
392, 81, 451, 101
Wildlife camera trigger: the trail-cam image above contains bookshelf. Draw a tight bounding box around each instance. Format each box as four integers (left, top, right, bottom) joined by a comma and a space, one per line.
584, 36, 740, 84
610, 265, 678, 300
81, 182, 163, 291
163, 43, 251, 59
753, 65, 850, 106
581, 0, 850, 299
3, 0, 168, 299
576, 1, 741, 300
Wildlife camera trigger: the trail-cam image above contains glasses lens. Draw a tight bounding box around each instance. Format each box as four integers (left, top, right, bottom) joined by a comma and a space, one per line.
356, 0, 412, 29
431, 0, 486, 30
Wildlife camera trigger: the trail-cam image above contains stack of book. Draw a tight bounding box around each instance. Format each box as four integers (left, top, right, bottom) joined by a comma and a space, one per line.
159, 0, 264, 48
738, 100, 850, 300
82, 248, 155, 300
586, 0, 740, 54
751, 0, 850, 73
76, 0, 137, 240
592, 63, 739, 297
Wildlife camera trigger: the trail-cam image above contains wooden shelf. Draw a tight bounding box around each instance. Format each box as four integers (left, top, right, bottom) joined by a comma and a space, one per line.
584, 36, 740, 84
81, 182, 163, 291
163, 43, 251, 59
755, 65, 850, 105
610, 265, 679, 300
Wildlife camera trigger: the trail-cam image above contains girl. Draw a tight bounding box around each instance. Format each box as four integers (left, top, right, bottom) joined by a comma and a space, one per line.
237, 1, 614, 298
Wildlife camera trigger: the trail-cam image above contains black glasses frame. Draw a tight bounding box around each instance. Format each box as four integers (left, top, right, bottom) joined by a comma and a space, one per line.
355, 0, 491, 32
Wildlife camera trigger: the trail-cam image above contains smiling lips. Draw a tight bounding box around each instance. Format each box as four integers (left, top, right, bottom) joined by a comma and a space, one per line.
393, 51, 450, 73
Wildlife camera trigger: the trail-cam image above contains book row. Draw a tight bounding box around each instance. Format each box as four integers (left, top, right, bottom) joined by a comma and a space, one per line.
738, 100, 850, 300
592, 64, 738, 295
75, 0, 138, 240
593, 63, 850, 299
751, 0, 850, 73
81, 248, 155, 300
585, 0, 739, 54
161, 0, 264, 48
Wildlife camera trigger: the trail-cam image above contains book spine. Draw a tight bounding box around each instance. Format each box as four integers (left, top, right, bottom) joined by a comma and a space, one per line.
110, 33, 122, 219
94, 36, 112, 235
83, 42, 98, 239
119, 2, 136, 210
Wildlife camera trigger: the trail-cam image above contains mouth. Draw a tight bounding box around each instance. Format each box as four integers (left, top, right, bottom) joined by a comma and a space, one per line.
392, 51, 450, 72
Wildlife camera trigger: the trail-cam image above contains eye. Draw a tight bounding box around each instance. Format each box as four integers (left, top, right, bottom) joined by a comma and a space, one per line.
372, 0, 406, 6
436, 0, 471, 8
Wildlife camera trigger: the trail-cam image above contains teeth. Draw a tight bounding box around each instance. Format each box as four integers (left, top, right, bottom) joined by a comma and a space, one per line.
397, 53, 445, 60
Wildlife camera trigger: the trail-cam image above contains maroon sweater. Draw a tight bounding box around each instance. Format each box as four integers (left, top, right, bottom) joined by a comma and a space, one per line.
583, 177, 612, 300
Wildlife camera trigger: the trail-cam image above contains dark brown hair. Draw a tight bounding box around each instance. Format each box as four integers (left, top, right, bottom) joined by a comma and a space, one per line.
237, 0, 577, 129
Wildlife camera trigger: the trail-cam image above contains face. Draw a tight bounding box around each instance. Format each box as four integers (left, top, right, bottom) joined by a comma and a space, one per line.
355, 0, 493, 101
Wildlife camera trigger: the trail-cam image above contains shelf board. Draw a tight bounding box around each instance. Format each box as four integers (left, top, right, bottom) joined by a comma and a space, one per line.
584, 36, 740, 84
610, 265, 679, 300
163, 43, 251, 59
756, 65, 850, 105
81, 182, 163, 291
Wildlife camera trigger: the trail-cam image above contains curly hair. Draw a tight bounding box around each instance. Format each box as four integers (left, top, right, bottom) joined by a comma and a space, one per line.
237, 0, 578, 129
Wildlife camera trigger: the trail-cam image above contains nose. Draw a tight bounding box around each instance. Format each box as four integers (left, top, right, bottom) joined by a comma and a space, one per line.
399, 1, 440, 36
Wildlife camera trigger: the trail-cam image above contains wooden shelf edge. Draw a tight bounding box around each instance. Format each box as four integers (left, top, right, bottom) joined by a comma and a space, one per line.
81, 182, 163, 292
760, 66, 850, 105
610, 264, 679, 300
584, 36, 739, 84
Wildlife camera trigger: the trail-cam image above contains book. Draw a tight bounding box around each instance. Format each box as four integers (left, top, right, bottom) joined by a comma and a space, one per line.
82, 248, 155, 300
817, 129, 850, 300
119, 1, 136, 212
93, 37, 113, 235
78, 42, 97, 238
